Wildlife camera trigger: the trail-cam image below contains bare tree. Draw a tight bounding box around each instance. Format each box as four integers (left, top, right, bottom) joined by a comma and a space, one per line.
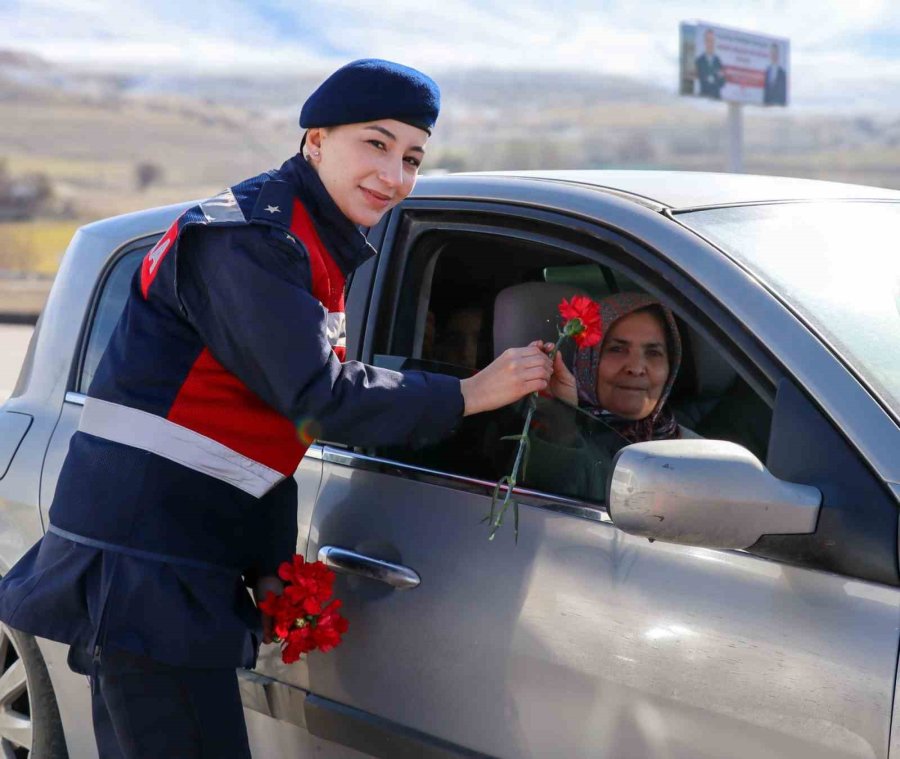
135, 162, 163, 192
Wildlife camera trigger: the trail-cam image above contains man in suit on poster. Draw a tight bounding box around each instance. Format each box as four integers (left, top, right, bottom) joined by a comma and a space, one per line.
764, 42, 788, 105
695, 28, 726, 99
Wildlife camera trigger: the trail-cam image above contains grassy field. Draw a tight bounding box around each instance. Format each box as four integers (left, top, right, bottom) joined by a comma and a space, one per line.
0, 220, 81, 274
4, 153, 133, 184
0, 278, 51, 318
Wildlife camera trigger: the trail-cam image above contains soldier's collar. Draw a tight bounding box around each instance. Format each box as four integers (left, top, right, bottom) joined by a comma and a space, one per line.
275, 154, 376, 273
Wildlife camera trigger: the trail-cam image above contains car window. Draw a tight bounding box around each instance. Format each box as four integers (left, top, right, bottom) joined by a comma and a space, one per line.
78, 246, 147, 393
369, 226, 772, 506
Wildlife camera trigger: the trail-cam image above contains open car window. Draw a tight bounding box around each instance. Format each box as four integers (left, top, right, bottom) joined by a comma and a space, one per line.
369, 223, 772, 506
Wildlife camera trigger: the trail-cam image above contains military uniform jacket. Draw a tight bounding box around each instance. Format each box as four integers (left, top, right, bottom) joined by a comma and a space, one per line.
0, 155, 463, 668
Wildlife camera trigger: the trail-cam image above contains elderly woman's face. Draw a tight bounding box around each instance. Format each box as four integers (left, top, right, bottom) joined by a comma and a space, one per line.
306, 119, 428, 227
595, 309, 670, 420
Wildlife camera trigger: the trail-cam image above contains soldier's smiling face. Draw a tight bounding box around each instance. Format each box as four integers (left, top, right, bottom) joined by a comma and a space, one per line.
305, 120, 429, 227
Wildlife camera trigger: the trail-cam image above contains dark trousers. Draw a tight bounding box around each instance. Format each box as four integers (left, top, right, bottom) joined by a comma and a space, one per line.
68, 646, 252, 759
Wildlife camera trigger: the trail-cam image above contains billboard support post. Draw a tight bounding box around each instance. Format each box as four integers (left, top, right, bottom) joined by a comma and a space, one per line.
727, 102, 743, 173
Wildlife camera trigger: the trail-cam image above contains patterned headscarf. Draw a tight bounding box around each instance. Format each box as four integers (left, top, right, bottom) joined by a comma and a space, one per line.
573, 292, 682, 443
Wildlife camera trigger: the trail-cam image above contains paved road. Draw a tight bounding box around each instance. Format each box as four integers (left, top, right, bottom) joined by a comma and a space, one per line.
0, 324, 34, 403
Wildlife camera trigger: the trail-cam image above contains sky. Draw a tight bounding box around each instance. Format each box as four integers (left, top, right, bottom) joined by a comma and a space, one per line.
4, 0, 900, 110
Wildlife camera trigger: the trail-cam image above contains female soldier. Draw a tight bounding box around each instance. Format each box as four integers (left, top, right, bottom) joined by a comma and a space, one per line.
0, 59, 551, 758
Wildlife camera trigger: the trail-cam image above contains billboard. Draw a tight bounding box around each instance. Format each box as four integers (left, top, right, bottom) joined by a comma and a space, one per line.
680, 21, 790, 106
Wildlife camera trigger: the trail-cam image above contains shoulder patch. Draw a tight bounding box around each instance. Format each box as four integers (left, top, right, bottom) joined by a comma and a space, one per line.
250, 181, 295, 229
141, 218, 180, 299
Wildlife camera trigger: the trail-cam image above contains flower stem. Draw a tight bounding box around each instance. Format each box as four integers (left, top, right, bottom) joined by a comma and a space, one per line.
487, 335, 564, 542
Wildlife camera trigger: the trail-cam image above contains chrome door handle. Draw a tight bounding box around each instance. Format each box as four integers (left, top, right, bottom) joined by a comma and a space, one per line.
317, 546, 421, 590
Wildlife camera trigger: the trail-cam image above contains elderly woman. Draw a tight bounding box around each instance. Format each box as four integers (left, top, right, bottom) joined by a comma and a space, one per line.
527, 292, 696, 501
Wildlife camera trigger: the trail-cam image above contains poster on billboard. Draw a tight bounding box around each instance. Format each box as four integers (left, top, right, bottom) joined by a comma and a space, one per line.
680, 21, 790, 106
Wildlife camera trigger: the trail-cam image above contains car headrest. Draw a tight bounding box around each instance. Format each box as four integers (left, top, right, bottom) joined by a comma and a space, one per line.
493, 282, 589, 358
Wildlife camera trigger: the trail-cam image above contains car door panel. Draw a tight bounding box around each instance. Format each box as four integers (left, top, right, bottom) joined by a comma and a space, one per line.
298, 201, 900, 759
305, 450, 899, 759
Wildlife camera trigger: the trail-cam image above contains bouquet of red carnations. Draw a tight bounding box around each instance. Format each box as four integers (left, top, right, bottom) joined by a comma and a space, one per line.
258, 555, 349, 664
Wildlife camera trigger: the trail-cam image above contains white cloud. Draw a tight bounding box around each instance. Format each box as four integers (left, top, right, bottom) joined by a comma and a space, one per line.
3, 0, 900, 108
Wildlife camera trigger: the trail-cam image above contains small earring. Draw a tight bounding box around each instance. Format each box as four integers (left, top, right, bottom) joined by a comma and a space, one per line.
313, 151, 320, 158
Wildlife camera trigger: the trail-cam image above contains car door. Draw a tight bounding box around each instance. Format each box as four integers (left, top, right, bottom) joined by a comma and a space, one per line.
298, 192, 900, 759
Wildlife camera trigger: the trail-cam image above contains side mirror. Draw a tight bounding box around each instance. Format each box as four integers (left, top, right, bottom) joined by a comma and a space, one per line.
607, 439, 821, 550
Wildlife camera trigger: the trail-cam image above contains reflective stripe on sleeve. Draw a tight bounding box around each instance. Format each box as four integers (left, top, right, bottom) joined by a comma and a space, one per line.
78, 397, 284, 498
199, 188, 245, 224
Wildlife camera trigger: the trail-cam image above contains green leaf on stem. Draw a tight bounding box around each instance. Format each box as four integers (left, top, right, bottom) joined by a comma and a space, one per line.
514, 499, 520, 544
482, 476, 511, 526
520, 433, 532, 482
489, 489, 516, 541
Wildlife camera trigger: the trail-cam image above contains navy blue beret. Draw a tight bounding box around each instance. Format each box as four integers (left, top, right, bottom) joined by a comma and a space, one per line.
299, 58, 440, 133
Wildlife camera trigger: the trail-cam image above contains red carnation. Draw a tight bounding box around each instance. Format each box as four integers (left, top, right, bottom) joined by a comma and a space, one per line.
278, 555, 335, 604
283, 624, 316, 664
558, 295, 602, 349
261, 555, 349, 664
312, 600, 349, 653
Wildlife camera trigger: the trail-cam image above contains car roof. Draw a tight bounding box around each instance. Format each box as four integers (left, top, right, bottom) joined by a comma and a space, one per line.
448, 170, 900, 211
78, 169, 900, 242
77, 200, 196, 242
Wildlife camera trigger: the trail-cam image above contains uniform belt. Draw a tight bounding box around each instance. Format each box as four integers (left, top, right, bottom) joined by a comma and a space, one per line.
47, 524, 238, 575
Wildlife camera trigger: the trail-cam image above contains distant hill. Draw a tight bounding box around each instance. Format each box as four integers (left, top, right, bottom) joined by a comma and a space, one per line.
0, 51, 673, 111
439, 67, 672, 105
0, 49, 49, 69
1, 46, 899, 226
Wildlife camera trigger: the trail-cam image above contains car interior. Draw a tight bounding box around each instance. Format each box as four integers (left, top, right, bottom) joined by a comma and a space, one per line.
374, 231, 772, 505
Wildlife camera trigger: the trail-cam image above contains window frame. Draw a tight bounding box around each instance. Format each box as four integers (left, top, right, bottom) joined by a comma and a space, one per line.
70, 234, 159, 394
347, 198, 785, 512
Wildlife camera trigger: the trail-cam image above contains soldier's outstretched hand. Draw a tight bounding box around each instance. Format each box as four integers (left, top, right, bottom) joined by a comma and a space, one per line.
459, 341, 552, 416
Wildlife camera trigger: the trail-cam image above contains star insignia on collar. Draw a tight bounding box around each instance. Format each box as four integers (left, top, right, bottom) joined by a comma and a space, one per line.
264, 205, 281, 214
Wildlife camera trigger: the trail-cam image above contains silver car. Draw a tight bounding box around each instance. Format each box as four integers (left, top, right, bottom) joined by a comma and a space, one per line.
1, 170, 898, 759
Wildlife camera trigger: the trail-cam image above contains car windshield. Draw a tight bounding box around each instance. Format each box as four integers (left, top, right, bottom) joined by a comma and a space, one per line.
678, 201, 900, 417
